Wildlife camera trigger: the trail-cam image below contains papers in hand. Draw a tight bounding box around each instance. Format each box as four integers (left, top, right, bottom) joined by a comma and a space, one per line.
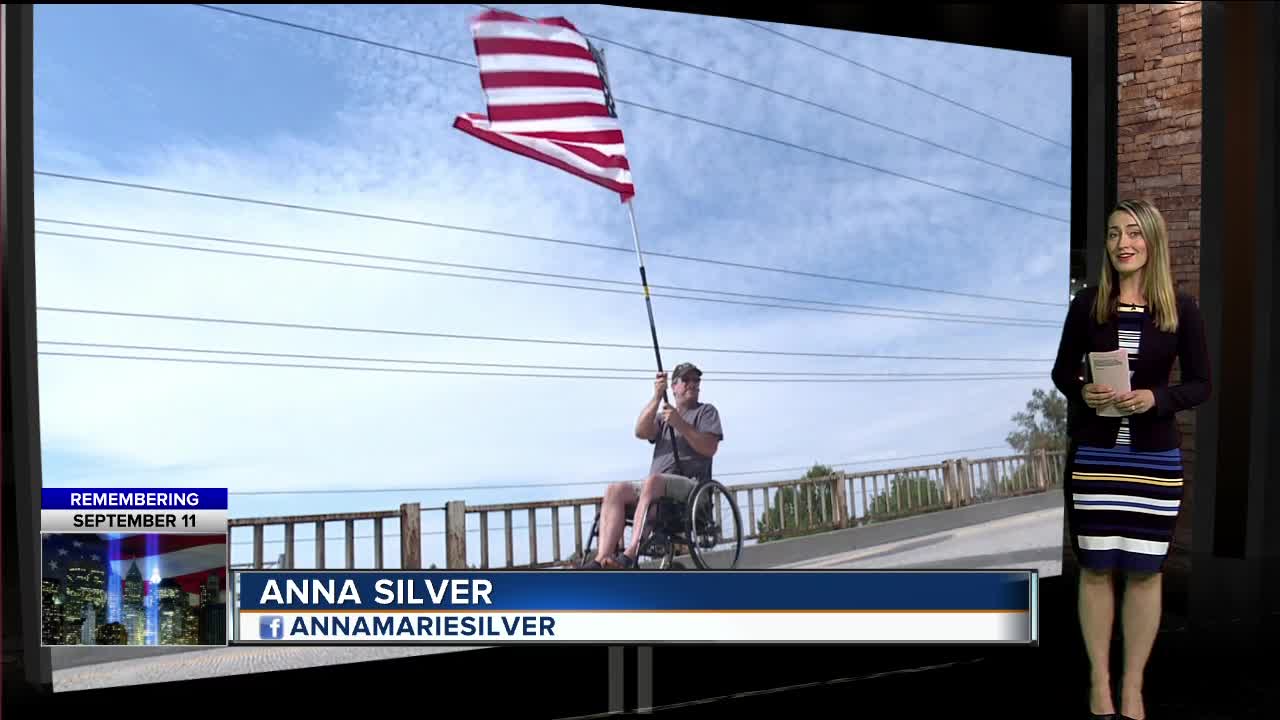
1089, 350, 1132, 417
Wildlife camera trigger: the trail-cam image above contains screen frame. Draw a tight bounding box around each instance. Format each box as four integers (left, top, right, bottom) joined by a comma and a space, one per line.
2, 1, 1111, 698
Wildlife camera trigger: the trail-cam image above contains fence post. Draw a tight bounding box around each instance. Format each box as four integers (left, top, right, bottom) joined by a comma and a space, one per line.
446, 500, 468, 569
400, 503, 421, 569
1034, 448, 1048, 490
958, 459, 973, 505
832, 475, 848, 528
253, 525, 264, 569
941, 460, 954, 508
967, 459, 977, 503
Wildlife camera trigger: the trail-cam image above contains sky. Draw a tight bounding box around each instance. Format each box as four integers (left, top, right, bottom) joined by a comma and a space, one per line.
32, 4, 1073, 572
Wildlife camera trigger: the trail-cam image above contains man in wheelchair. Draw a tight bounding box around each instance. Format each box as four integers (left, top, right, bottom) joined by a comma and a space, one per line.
582, 362, 723, 569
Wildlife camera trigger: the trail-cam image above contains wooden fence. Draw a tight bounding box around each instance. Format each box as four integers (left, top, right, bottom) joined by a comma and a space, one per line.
229, 449, 1065, 571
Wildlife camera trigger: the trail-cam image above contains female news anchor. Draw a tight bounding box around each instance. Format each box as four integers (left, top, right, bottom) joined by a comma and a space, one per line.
1051, 199, 1211, 720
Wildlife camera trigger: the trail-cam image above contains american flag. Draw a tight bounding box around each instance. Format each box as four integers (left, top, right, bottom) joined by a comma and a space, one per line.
42, 532, 226, 597
453, 9, 635, 201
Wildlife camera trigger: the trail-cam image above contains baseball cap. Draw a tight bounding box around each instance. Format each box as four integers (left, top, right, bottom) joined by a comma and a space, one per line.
672, 362, 702, 382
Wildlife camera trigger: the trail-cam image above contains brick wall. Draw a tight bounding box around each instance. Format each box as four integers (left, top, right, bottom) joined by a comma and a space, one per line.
1115, 2, 1202, 557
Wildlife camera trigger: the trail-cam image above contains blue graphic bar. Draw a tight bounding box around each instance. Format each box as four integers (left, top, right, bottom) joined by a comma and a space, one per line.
42, 488, 228, 510
236, 571, 1033, 612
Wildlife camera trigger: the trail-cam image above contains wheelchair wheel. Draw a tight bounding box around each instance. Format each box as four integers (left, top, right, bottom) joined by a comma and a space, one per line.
686, 480, 743, 570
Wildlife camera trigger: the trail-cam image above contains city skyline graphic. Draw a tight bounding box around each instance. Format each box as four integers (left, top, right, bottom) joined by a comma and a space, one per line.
41, 532, 228, 646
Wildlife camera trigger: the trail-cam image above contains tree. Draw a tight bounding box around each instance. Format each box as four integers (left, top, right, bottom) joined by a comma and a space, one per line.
990, 388, 1070, 500
1006, 388, 1068, 454
975, 452, 1065, 502
973, 470, 1024, 503
867, 472, 941, 518
756, 464, 837, 542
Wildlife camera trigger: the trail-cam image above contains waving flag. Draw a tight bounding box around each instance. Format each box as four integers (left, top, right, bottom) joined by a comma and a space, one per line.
106, 533, 227, 596
453, 9, 635, 201
43, 532, 226, 597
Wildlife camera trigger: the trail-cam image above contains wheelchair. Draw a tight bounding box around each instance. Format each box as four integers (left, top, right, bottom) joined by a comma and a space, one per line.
578, 478, 744, 570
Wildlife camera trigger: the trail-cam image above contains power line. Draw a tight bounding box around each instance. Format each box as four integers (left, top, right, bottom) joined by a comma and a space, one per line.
714, 445, 1013, 477
229, 521, 613, 546
40, 350, 1048, 382
194, 4, 477, 68
36, 306, 1058, 362
739, 19, 1072, 150
234, 532, 406, 546
477, 4, 1067, 190
231, 522, 612, 546
38, 219, 1061, 323
31, 178, 1065, 309
230, 525, 559, 546
37, 227, 1059, 328
230, 528, 501, 545
39, 341, 1047, 378
221, 444, 1016, 496
187, 4, 1069, 224
614, 98, 1069, 224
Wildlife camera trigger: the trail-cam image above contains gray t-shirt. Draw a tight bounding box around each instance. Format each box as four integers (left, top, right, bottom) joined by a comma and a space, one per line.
649, 403, 723, 483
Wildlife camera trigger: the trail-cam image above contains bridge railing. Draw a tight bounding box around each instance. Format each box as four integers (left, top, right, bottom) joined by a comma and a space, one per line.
739, 448, 1064, 542
227, 449, 1065, 571
227, 504, 439, 571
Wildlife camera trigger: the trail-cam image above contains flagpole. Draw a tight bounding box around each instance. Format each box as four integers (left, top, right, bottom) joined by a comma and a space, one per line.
625, 198, 684, 479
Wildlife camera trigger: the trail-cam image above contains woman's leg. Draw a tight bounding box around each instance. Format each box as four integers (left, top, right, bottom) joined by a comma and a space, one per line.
1119, 570, 1162, 720
1079, 567, 1117, 714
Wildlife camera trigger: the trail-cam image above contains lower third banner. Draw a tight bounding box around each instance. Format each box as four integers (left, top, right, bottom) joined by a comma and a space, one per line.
232, 570, 1036, 645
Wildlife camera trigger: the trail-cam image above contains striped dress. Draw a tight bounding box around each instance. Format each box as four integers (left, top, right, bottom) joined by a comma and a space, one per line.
1069, 303, 1184, 573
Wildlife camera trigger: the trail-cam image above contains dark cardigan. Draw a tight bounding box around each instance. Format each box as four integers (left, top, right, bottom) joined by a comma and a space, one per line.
1050, 285, 1212, 452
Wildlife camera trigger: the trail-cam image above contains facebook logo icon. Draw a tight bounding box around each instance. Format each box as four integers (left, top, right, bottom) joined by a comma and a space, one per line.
260, 616, 286, 639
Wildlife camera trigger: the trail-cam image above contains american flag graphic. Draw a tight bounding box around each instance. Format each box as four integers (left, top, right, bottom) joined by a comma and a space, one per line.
43, 532, 226, 596
453, 9, 635, 201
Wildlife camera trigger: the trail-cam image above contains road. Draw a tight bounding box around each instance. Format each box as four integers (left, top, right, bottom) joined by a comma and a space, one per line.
781, 505, 1063, 577
51, 503, 1064, 692
50, 645, 481, 693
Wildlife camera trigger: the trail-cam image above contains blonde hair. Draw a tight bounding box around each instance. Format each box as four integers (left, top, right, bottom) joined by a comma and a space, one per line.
1093, 198, 1178, 332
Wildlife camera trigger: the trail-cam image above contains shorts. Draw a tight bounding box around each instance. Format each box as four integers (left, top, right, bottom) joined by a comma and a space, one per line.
630, 473, 698, 502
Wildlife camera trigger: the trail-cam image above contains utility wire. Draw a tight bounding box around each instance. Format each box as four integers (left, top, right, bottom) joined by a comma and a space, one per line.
187, 4, 1069, 224
36, 306, 1058, 362
40, 350, 1047, 382
196, 3, 478, 68
39, 341, 1047, 378
607, 97, 1069, 224
714, 445, 1013, 477
38, 219, 1060, 323
37, 228, 1059, 328
230, 527, 546, 545
476, 4, 1067, 190
224, 444, 1015, 496
31, 178, 1066, 309
738, 19, 1072, 150
232, 523, 621, 546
